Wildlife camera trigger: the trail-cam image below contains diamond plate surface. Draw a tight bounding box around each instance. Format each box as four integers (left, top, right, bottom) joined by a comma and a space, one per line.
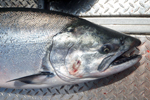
81, 0, 150, 16
48, 0, 150, 16
0, 35, 149, 100
0, 0, 38, 8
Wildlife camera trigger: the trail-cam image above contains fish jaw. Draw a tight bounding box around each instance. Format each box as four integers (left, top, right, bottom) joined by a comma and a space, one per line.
87, 55, 141, 78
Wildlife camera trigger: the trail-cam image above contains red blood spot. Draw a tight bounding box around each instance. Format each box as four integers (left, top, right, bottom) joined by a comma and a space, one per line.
73, 69, 78, 73
69, 63, 79, 75
72, 63, 78, 73
77, 60, 81, 65
104, 92, 107, 95
69, 60, 81, 75
147, 50, 150, 53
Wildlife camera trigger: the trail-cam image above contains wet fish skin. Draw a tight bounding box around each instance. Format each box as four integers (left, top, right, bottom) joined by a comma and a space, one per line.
0, 8, 141, 89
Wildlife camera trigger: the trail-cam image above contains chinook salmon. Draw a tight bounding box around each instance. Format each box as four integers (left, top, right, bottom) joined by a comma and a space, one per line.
0, 8, 141, 89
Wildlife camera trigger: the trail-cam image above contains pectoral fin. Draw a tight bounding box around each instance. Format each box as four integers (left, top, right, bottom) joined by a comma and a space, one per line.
7, 72, 54, 84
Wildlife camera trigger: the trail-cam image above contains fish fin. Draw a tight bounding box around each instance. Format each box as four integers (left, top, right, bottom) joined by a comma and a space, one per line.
7, 72, 54, 84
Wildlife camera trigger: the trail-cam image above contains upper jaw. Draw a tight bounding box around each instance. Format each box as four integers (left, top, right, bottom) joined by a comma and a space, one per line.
103, 54, 141, 77
97, 48, 128, 72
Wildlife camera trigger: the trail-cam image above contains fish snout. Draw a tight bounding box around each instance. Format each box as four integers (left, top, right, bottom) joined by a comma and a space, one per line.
129, 37, 141, 48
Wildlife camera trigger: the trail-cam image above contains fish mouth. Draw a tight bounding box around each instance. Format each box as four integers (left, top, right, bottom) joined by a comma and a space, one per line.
100, 51, 141, 78
88, 47, 141, 79
100, 47, 141, 73
110, 53, 140, 67
98, 49, 141, 71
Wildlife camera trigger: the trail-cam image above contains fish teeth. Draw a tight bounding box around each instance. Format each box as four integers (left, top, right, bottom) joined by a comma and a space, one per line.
122, 47, 139, 58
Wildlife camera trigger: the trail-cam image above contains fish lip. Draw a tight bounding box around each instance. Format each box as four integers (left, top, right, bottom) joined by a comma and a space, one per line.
98, 47, 141, 72
97, 49, 127, 72
87, 54, 141, 79
109, 54, 141, 67
102, 55, 141, 75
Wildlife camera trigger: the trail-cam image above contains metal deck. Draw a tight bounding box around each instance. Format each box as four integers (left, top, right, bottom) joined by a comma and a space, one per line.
0, 0, 150, 100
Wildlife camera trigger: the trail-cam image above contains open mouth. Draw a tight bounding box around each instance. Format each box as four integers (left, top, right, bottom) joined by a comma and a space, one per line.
98, 46, 141, 72
87, 47, 141, 79
110, 47, 141, 67
111, 54, 139, 65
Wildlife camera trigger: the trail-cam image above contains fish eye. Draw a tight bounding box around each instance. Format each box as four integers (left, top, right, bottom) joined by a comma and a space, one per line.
67, 27, 74, 32
99, 44, 112, 54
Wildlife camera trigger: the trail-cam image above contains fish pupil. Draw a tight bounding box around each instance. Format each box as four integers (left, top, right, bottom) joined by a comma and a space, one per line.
100, 44, 112, 54
104, 48, 110, 53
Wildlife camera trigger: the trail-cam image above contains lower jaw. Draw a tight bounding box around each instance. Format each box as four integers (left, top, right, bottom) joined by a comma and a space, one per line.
111, 54, 140, 66
108, 55, 141, 72
84, 55, 141, 78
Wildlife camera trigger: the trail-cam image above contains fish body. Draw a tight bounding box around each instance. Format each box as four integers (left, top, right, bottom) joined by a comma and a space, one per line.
0, 8, 141, 88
